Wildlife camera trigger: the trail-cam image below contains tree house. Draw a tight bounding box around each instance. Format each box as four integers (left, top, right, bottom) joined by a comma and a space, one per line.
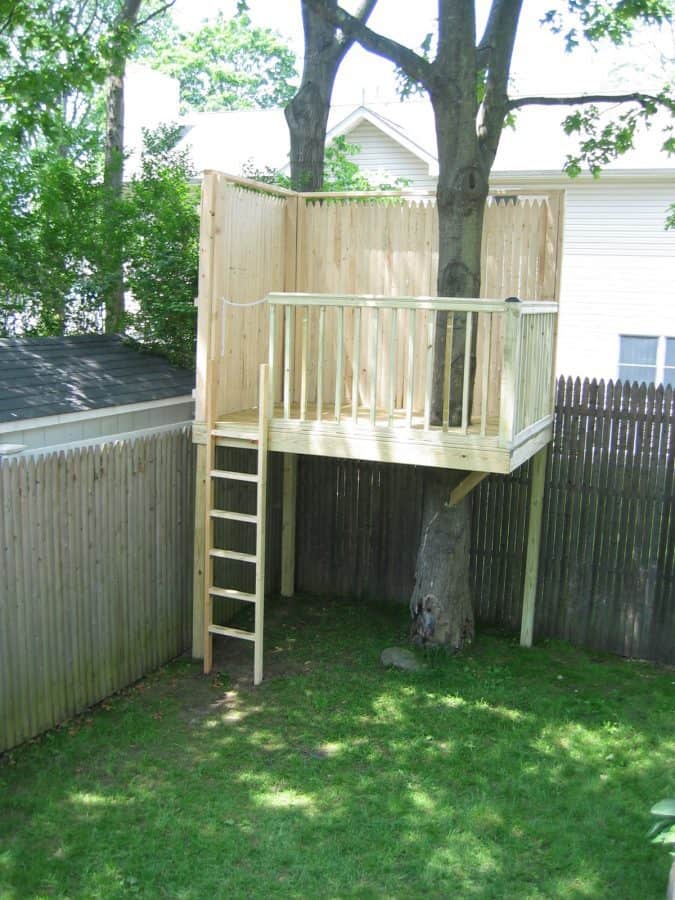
193, 172, 564, 682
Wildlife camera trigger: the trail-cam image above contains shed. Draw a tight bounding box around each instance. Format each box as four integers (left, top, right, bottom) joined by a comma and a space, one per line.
0, 335, 195, 455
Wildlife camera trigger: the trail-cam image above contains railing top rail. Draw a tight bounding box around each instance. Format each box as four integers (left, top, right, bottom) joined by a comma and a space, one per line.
517, 301, 559, 314
266, 292, 544, 313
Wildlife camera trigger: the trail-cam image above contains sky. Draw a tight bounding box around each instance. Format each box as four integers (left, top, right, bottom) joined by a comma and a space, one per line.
170, 0, 674, 105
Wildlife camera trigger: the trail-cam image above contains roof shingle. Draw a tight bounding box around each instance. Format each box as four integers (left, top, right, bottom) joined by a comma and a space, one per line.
0, 335, 195, 424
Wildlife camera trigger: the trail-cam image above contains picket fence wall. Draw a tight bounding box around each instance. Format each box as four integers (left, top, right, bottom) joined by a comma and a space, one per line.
0, 428, 195, 752
295, 378, 674, 664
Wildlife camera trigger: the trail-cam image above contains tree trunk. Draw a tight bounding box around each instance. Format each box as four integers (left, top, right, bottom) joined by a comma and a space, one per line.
103, 68, 126, 333
102, 0, 143, 334
285, 1, 376, 191
285, 81, 332, 191
410, 470, 474, 649
410, 87, 489, 651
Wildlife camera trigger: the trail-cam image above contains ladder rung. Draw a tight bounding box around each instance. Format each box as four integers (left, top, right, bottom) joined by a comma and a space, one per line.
209, 549, 257, 564
209, 509, 257, 524
209, 587, 257, 603
208, 624, 256, 642
211, 432, 259, 448
209, 469, 258, 482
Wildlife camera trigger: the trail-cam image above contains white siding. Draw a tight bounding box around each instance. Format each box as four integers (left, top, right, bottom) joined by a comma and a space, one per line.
345, 120, 438, 191
555, 180, 675, 380
3, 399, 194, 453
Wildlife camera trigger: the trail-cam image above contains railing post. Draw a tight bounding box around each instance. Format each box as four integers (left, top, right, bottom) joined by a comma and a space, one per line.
499, 304, 522, 447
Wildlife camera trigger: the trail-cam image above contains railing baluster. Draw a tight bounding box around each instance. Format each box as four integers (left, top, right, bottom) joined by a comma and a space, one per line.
406, 309, 416, 427
316, 305, 325, 421
268, 304, 276, 413
300, 305, 308, 421
480, 313, 491, 436
442, 313, 453, 431
369, 308, 380, 427
352, 307, 361, 423
283, 304, 293, 419
461, 311, 473, 433
334, 306, 344, 423
423, 311, 436, 431
387, 309, 397, 426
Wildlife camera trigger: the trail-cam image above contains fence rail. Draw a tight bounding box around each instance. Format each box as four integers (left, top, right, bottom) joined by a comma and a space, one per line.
0, 428, 195, 753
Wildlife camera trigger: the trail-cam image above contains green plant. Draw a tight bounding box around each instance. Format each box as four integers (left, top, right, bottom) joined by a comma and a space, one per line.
241, 135, 410, 193
648, 799, 675, 899
124, 124, 199, 367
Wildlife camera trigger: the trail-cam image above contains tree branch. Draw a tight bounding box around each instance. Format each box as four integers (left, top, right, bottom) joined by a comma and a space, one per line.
305, 0, 434, 88
332, 0, 379, 66
477, 0, 515, 66
478, 0, 522, 166
0, 1, 18, 36
507, 92, 672, 111
137, 0, 176, 28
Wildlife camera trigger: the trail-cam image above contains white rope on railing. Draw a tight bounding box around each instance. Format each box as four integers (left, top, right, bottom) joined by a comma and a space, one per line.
218, 296, 269, 307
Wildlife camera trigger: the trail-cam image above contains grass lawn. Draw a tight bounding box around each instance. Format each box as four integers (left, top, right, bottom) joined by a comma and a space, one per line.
0, 595, 673, 899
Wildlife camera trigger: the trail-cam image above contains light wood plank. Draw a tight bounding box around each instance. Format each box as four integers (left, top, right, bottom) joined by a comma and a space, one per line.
254, 363, 271, 684
352, 307, 361, 423
520, 446, 548, 647
335, 306, 344, 423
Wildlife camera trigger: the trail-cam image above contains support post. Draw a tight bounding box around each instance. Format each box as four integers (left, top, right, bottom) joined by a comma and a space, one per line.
520, 446, 547, 647
281, 453, 298, 597
191, 443, 207, 659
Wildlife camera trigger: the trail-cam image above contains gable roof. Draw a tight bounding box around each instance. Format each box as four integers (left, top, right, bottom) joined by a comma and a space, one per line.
0, 335, 194, 424
171, 99, 675, 182
322, 106, 439, 176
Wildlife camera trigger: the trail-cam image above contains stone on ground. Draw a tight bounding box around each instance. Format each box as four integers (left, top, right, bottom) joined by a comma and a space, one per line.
380, 647, 427, 672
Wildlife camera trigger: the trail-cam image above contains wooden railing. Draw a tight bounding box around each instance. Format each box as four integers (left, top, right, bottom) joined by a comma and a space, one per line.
266, 293, 557, 447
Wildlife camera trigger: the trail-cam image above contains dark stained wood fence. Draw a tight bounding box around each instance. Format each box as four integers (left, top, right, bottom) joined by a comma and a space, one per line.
474, 377, 674, 663
294, 378, 674, 664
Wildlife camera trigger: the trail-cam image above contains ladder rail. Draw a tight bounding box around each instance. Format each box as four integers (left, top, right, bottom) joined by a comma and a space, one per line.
253, 363, 271, 685
203, 363, 270, 686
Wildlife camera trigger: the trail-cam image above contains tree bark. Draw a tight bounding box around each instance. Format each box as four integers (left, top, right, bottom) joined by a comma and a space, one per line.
412, 85, 489, 650
410, 470, 474, 649
102, 0, 143, 334
285, 1, 376, 191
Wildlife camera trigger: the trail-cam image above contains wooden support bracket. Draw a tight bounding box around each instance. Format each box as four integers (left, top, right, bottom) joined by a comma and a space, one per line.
449, 471, 488, 507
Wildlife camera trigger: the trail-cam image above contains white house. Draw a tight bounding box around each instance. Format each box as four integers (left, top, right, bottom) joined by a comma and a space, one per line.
124, 66, 675, 386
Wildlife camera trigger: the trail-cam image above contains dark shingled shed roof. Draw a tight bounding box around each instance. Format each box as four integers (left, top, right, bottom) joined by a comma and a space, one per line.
0, 335, 195, 424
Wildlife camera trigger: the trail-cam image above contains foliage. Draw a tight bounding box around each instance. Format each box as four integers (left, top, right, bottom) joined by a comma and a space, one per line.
0, 120, 105, 336
139, 8, 297, 112
0, 0, 109, 143
0, 598, 674, 897
124, 125, 199, 367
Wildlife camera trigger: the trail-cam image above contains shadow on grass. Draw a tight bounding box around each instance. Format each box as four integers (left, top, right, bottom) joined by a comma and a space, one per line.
0, 596, 673, 899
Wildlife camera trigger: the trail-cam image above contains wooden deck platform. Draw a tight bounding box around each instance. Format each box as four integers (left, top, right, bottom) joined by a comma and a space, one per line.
193, 401, 552, 473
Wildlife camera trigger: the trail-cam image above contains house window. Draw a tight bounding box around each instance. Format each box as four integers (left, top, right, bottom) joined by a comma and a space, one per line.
619, 335, 675, 387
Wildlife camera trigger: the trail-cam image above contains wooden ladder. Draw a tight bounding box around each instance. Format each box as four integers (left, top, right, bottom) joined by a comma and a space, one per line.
203, 365, 271, 685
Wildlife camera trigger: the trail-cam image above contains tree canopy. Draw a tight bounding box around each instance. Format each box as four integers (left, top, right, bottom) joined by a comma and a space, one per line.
140, 7, 298, 112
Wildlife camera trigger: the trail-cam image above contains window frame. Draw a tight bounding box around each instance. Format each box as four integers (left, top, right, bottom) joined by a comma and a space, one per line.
618, 334, 675, 387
